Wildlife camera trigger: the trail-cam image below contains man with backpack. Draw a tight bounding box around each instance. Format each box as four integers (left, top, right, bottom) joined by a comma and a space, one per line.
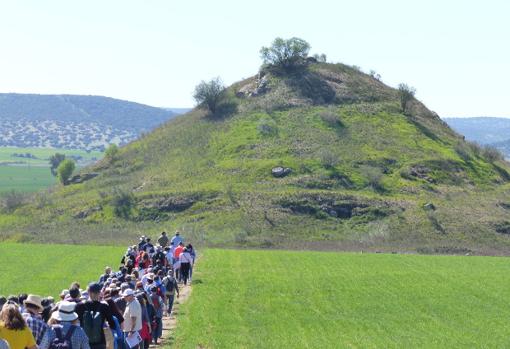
162, 271, 179, 316
22, 295, 54, 349
75, 283, 116, 349
49, 301, 90, 349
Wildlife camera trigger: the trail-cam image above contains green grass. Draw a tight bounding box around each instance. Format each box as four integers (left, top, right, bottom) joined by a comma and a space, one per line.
0, 243, 124, 297
0, 166, 56, 192
176, 249, 510, 348
0, 147, 102, 166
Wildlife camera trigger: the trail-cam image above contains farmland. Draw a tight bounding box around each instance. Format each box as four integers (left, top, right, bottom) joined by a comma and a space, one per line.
175, 249, 510, 348
0, 147, 103, 193
0, 243, 123, 296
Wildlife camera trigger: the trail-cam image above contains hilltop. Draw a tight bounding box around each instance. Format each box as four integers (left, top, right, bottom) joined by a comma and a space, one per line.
0, 93, 180, 151
2, 51, 510, 254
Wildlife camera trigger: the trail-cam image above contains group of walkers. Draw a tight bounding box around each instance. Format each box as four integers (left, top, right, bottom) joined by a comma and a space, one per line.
0, 231, 196, 349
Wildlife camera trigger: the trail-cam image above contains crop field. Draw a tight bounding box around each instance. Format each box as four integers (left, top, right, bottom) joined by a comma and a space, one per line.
0, 243, 124, 296
176, 249, 510, 348
0, 147, 103, 192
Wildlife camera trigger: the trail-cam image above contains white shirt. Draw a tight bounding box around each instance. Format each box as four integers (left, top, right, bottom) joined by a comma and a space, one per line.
179, 252, 193, 264
122, 298, 142, 332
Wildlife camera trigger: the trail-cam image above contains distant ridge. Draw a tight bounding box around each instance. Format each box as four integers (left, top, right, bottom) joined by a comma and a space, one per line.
0, 93, 182, 151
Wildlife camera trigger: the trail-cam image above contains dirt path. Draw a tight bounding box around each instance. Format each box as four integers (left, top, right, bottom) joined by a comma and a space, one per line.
149, 283, 193, 348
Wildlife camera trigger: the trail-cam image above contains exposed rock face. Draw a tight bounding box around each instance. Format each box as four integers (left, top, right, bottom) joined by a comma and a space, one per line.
423, 203, 436, 211
408, 165, 435, 183
237, 74, 270, 98
141, 197, 196, 212
272, 167, 292, 178
68, 173, 99, 184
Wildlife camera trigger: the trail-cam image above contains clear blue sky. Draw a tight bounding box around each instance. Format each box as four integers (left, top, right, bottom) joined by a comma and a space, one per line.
0, 0, 508, 117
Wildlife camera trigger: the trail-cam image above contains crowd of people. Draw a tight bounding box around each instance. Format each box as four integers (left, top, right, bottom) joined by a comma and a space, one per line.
0, 231, 196, 349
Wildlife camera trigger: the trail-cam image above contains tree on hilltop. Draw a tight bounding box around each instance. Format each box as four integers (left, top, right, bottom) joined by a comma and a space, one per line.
398, 83, 416, 114
260, 37, 311, 71
193, 77, 226, 115
57, 158, 75, 185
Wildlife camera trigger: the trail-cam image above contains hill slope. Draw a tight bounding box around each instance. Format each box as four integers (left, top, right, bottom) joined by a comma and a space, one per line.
0, 93, 178, 150
444, 117, 510, 158
2, 62, 510, 254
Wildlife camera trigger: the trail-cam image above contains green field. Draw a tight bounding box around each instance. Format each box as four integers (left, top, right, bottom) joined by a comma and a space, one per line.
176, 249, 510, 348
0, 243, 123, 296
0, 147, 103, 193
0, 166, 55, 192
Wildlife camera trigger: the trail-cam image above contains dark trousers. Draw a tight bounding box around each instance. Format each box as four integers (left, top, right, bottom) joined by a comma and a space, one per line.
180, 262, 190, 285
167, 294, 175, 315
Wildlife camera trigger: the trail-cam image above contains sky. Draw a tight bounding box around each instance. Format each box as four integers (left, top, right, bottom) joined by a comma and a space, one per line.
0, 0, 508, 117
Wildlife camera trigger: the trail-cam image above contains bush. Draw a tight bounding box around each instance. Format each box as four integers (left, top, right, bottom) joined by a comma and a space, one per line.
319, 109, 343, 128
260, 37, 310, 71
361, 166, 384, 191
483, 146, 505, 163
105, 144, 119, 161
49, 153, 66, 176
57, 159, 75, 185
257, 118, 278, 136
467, 141, 483, 157
193, 77, 226, 115
454, 143, 471, 162
398, 83, 416, 114
318, 149, 339, 168
0, 191, 29, 212
313, 53, 327, 63
111, 189, 135, 219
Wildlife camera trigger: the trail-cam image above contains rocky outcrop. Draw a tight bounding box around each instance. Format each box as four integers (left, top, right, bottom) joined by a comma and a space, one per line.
272, 167, 292, 178
69, 173, 99, 184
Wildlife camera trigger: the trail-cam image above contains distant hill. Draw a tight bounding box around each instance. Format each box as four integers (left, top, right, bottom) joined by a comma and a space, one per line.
2, 61, 510, 254
444, 117, 510, 157
0, 93, 182, 151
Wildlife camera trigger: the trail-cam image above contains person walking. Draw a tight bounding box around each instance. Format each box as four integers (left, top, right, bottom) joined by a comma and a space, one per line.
170, 232, 183, 247
0, 304, 37, 349
75, 283, 116, 349
162, 271, 179, 316
22, 295, 54, 349
179, 248, 193, 285
120, 290, 142, 349
148, 287, 163, 345
157, 232, 169, 248
49, 301, 91, 349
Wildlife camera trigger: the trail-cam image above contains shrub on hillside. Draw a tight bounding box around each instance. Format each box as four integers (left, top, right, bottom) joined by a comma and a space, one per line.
398, 83, 416, 114
57, 159, 75, 185
361, 166, 384, 191
0, 190, 29, 212
319, 149, 339, 168
111, 189, 135, 219
105, 144, 119, 161
193, 77, 226, 115
49, 153, 66, 176
260, 37, 310, 72
467, 141, 483, 157
454, 143, 472, 162
483, 146, 505, 163
319, 108, 343, 128
257, 118, 278, 136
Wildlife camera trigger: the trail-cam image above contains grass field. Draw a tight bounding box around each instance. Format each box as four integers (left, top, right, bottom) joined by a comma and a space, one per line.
0, 243, 124, 297
176, 249, 510, 348
0, 147, 103, 193
0, 166, 55, 192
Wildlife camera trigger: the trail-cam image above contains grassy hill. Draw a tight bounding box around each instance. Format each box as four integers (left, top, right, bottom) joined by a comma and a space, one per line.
1, 61, 510, 253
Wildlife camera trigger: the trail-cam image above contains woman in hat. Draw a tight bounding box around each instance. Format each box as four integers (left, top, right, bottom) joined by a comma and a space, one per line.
49, 301, 90, 349
0, 304, 37, 349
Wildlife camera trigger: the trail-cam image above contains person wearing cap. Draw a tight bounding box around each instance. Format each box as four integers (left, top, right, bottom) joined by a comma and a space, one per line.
120, 290, 142, 349
157, 232, 169, 248
49, 301, 90, 349
75, 283, 116, 349
22, 295, 54, 349
0, 304, 37, 349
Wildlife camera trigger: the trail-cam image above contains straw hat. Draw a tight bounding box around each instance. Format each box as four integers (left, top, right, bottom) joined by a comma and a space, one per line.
51, 301, 78, 322
23, 295, 43, 311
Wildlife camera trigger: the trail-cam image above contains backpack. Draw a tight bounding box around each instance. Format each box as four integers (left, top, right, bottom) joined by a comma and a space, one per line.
163, 276, 176, 294
82, 310, 103, 344
151, 294, 161, 311
50, 326, 76, 349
